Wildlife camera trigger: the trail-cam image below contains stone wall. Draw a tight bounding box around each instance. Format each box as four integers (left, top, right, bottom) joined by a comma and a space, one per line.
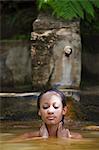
0, 13, 99, 94
0, 40, 32, 92
80, 91, 99, 122
31, 12, 81, 90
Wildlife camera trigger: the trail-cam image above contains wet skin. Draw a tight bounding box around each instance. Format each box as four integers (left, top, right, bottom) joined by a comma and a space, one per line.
38, 92, 67, 126
38, 92, 72, 138
38, 92, 82, 138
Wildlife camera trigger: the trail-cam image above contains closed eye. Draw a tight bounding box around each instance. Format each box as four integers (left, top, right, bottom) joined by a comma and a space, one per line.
43, 106, 49, 109
54, 106, 59, 109
53, 103, 59, 109
42, 105, 49, 109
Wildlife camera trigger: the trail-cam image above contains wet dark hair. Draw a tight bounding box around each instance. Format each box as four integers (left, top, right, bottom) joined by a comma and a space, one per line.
37, 88, 67, 110
37, 88, 67, 123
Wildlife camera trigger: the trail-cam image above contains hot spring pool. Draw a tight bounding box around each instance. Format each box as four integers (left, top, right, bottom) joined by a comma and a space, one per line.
0, 123, 99, 150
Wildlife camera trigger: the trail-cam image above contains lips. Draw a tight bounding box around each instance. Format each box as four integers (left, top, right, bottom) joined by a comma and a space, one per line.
47, 116, 56, 120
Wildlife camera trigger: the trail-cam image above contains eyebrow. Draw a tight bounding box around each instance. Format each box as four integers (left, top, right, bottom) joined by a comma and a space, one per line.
42, 102, 60, 105
42, 103, 49, 105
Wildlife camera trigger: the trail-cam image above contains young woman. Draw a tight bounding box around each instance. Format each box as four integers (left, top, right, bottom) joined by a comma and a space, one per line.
37, 88, 71, 138
10, 89, 82, 142
36, 88, 82, 138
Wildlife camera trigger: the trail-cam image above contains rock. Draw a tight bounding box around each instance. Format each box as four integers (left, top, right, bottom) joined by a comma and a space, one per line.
82, 125, 99, 131
0, 40, 32, 92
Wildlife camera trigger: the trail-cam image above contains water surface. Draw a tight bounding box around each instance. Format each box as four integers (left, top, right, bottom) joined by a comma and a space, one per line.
1, 127, 99, 150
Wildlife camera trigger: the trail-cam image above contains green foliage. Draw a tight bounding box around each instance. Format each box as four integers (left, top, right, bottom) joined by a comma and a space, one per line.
37, 0, 99, 20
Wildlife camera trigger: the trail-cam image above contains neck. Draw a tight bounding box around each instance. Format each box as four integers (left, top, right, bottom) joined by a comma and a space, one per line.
46, 124, 59, 137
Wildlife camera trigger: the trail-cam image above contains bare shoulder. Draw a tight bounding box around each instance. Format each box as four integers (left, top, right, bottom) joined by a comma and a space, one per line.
8, 131, 40, 143
21, 131, 40, 138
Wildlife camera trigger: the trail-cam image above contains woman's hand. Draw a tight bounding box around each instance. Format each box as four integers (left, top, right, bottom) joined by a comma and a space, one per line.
57, 122, 72, 138
39, 123, 49, 138
57, 122, 82, 139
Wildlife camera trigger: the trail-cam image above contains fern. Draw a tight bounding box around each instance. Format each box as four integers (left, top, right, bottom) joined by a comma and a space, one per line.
37, 0, 99, 20
79, 0, 95, 17
70, 1, 84, 19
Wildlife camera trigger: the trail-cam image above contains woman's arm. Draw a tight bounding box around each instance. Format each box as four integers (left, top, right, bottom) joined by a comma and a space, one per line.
8, 131, 41, 143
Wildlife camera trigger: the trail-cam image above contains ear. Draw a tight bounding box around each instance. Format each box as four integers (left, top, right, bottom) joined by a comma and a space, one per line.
62, 106, 67, 115
38, 110, 41, 116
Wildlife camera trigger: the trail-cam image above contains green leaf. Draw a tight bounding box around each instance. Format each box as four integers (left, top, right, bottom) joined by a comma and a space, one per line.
37, 0, 99, 21
71, 1, 84, 19
79, 0, 95, 18
90, 0, 99, 8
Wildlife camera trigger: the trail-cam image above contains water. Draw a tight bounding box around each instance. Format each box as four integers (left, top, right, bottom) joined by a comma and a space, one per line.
0, 124, 99, 150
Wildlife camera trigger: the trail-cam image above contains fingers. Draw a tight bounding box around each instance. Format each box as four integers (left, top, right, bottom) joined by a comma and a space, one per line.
39, 123, 49, 138
57, 122, 71, 138
57, 121, 63, 131
65, 129, 72, 138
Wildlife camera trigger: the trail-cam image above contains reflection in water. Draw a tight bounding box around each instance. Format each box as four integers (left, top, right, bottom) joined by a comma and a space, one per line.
1, 130, 99, 150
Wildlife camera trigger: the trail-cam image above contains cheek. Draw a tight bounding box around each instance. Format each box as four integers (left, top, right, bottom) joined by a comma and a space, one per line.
55, 111, 63, 123
39, 109, 47, 117
55, 109, 63, 117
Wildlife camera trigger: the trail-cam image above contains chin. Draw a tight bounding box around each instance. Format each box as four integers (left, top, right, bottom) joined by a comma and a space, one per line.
46, 120, 59, 125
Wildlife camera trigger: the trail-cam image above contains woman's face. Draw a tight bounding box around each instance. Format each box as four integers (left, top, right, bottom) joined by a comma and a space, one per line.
38, 92, 67, 125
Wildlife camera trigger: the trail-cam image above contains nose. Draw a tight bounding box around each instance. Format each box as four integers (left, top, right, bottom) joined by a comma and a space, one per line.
47, 105, 54, 114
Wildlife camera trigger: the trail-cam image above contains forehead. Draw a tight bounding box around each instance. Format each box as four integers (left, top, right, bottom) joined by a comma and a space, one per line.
40, 91, 62, 103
